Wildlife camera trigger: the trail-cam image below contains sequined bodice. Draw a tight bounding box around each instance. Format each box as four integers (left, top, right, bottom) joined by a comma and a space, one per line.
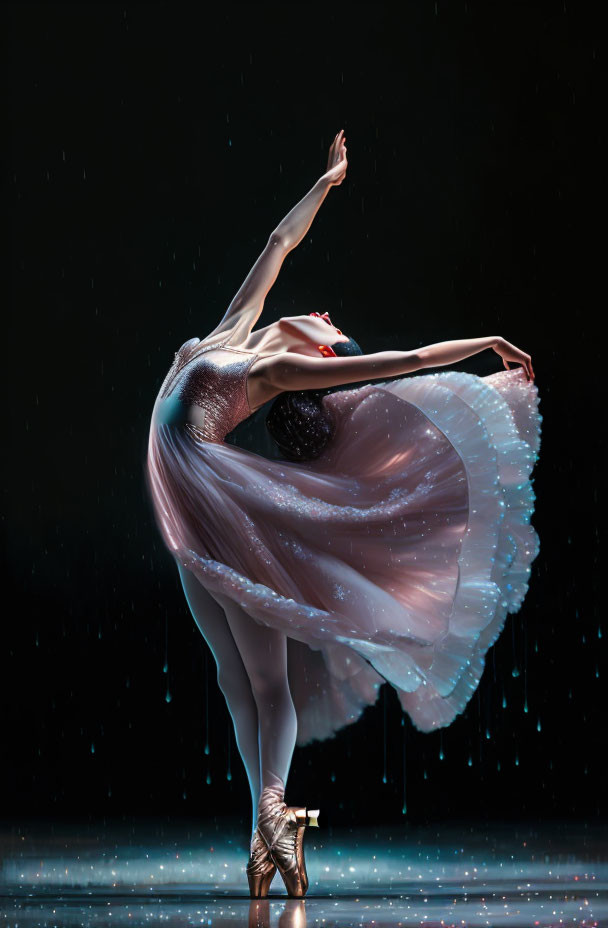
153, 340, 258, 443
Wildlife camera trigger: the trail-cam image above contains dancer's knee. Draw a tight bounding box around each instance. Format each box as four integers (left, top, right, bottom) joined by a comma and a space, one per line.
216, 665, 251, 705
249, 672, 294, 712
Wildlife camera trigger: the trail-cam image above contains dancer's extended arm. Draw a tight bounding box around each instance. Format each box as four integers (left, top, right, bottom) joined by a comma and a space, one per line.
260, 335, 534, 395
208, 131, 349, 344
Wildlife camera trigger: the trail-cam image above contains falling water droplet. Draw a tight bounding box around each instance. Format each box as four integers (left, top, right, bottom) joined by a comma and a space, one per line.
402, 714, 407, 814
537, 718, 542, 732
91, 743, 95, 754
382, 685, 387, 785
165, 689, 172, 703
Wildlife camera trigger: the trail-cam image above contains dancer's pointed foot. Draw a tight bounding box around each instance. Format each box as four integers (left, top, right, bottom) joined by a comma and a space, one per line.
247, 826, 277, 898
256, 783, 320, 898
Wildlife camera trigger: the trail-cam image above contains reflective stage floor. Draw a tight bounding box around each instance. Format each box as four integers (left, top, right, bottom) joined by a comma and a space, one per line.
1, 819, 606, 927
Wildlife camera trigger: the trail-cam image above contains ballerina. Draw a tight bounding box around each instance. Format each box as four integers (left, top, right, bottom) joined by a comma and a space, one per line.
146, 130, 541, 898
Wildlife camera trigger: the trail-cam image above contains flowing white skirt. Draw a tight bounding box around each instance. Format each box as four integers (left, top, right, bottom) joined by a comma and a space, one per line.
146, 366, 542, 744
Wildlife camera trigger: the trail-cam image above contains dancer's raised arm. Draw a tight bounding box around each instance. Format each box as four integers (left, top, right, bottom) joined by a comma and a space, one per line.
254, 335, 533, 401
209, 131, 349, 344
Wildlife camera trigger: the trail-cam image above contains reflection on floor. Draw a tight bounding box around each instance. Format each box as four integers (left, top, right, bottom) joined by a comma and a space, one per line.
1, 819, 606, 927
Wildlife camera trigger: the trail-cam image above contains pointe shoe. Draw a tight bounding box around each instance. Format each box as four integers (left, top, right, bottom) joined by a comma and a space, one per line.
247, 826, 277, 898
256, 784, 320, 898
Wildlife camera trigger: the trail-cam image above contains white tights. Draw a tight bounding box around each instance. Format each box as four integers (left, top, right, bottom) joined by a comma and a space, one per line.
177, 563, 298, 839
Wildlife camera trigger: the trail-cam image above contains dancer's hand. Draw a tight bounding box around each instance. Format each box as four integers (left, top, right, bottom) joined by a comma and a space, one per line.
321, 129, 348, 186
493, 337, 534, 381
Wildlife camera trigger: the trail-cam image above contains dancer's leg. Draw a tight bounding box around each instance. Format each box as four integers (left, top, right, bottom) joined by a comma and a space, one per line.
177, 563, 261, 836
214, 593, 298, 795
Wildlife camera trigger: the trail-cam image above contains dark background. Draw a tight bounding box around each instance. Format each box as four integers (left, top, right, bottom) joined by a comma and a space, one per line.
4, 2, 603, 830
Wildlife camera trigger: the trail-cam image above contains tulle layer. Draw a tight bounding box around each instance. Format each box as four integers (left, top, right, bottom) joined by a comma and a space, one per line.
146, 367, 541, 743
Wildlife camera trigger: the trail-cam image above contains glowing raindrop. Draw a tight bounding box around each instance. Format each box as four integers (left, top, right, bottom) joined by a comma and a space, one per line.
402, 718, 407, 815
382, 685, 387, 784
537, 718, 542, 732
204, 651, 210, 759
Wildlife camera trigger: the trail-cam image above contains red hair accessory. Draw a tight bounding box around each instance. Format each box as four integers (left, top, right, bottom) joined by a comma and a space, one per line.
317, 344, 337, 357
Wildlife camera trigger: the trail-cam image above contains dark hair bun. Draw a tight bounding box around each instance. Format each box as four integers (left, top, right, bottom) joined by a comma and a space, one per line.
265, 336, 364, 462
